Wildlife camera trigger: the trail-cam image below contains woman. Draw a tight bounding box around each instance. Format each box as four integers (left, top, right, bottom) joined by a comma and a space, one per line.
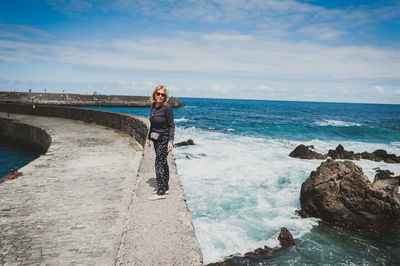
146, 85, 175, 201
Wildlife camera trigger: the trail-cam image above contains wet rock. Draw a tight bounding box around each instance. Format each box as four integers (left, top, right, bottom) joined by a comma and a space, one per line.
243, 246, 274, 258
299, 159, 400, 231
358, 149, 400, 163
175, 139, 195, 147
373, 168, 399, 194
277, 227, 296, 247
289, 144, 326, 159
374, 169, 395, 180
374, 149, 399, 163
206, 228, 296, 265
327, 144, 360, 160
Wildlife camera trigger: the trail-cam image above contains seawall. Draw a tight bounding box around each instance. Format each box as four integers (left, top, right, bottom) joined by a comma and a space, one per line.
0, 117, 51, 154
0, 103, 202, 265
0, 91, 184, 107
0, 102, 148, 146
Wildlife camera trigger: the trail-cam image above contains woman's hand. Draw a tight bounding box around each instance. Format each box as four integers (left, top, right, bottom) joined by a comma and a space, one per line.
146, 139, 151, 147
168, 141, 173, 152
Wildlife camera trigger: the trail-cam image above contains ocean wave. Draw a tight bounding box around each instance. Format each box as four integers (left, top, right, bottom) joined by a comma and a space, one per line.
315, 120, 362, 127
175, 117, 191, 123
173, 127, 400, 263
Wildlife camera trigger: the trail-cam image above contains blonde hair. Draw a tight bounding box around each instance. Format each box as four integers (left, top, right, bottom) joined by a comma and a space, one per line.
151, 85, 169, 104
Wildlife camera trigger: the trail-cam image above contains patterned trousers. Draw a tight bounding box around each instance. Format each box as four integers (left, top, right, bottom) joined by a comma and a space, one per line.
153, 135, 170, 195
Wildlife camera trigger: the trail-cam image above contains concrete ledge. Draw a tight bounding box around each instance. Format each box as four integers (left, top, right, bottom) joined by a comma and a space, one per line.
0, 117, 51, 154
0, 103, 148, 146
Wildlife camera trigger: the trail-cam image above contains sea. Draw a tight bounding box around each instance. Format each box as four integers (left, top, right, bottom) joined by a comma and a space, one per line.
2, 98, 400, 265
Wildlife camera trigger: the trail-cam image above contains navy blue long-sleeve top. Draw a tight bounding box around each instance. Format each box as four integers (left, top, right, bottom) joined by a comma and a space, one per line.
148, 102, 175, 142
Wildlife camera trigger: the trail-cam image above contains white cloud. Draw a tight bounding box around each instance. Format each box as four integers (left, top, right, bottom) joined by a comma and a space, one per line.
375, 85, 385, 94
395, 90, 400, 95
255, 85, 274, 92
209, 84, 233, 93
201, 33, 252, 41
2, 32, 399, 81
299, 24, 346, 40
339, 86, 349, 94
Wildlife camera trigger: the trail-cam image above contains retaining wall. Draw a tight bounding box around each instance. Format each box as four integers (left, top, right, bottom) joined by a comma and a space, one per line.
0, 103, 149, 147
0, 117, 51, 154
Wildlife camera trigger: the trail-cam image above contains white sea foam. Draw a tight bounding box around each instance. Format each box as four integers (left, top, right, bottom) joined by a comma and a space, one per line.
175, 118, 190, 123
315, 120, 362, 127
173, 127, 400, 263
391, 141, 400, 147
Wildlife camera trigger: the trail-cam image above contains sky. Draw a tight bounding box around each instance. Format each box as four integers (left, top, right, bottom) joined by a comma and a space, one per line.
0, 0, 399, 104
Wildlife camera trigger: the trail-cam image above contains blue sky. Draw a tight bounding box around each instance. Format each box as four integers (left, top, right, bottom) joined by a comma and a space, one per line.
0, 0, 399, 103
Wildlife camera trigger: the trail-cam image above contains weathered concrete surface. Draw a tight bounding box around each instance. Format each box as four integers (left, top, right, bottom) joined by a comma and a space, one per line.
0, 111, 203, 265
116, 145, 203, 265
0, 112, 142, 265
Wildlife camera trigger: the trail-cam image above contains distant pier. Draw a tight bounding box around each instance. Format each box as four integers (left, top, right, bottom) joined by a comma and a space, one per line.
0, 91, 184, 107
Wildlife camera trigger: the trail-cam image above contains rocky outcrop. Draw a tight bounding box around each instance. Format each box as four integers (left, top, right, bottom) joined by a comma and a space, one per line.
360, 150, 400, 163
289, 144, 400, 163
374, 169, 399, 180
373, 168, 400, 194
175, 139, 195, 147
206, 228, 296, 265
289, 144, 326, 159
277, 227, 296, 247
327, 144, 360, 160
299, 159, 400, 231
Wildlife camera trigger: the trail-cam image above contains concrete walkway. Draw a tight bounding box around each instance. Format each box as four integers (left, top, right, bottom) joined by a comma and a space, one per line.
116, 144, 203, 265
0, 112, 202, 265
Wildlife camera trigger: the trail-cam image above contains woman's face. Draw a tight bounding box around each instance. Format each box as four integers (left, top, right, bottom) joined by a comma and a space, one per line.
155, 89, 166, 104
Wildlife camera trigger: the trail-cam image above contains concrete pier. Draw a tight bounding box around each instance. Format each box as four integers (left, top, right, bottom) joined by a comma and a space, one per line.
0, 111, 202, 265
0, 92, 184, 107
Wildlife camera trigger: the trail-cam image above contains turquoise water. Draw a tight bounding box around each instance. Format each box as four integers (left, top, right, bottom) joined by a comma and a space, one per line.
0, 140, 39, 178
88, 98, 400, 265
2, 98, 400, 264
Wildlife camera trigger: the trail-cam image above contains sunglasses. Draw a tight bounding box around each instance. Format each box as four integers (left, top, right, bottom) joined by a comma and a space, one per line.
156, 92, 166, 97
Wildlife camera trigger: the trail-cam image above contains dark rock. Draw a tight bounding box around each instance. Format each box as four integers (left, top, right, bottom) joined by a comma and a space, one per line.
373, 168, 399, 194
372, 149, 399, 163
358, 149, 400, 163
175, 139, 195, 147
359, 151, 376, 161
244, 246, 274, 258
299, 159, 400, 231
289, 144, 326, 159
206, 228, 296, 265
290, 144, 400, 164
278, 227, 296, 247
374, 169, 395, 180
295, 209, 311, 218
327, 144, 360, 160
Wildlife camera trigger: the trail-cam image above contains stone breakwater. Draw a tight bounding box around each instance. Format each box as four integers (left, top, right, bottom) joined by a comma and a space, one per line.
0, 103, 149, 146
0, 91, 184, 107
0, 104, 202, 265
